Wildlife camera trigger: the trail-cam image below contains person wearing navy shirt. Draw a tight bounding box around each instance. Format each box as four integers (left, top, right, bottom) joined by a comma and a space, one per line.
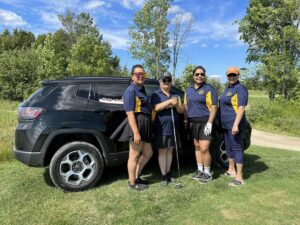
120, 64, 153, 191
184, 66, 218, 184
151, 72, 184, 187
220, 66, 248, 186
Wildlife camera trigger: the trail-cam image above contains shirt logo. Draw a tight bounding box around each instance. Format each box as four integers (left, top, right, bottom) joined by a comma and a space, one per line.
226, 91, 233, 97
198, 89, 205, 95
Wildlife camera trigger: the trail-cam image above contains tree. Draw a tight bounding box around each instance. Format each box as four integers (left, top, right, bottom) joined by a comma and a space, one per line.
129, 0, 171, 78
207, 78, 224, 96
170, 13, 192, 80
179, 64, 196, 91
239, 0, 300, 100
0, 29, 35, 52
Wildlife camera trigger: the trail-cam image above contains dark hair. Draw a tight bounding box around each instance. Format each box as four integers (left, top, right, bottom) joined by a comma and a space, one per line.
192, 66, 206, 75
131, 64, 144, 75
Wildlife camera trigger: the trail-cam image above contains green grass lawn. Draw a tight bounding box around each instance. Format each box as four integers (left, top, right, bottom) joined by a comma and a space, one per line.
1, 146, 299, 225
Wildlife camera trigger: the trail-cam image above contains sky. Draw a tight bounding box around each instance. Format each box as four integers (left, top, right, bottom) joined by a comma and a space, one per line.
0, 0, 252, 83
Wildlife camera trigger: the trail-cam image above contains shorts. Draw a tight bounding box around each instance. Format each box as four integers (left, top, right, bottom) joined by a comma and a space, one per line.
118, 113, 152, 143
154, 134, 181, 149
189, 118, 212, 141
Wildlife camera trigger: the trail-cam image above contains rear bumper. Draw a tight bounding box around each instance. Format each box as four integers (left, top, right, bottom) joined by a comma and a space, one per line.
13, 148, 44, 167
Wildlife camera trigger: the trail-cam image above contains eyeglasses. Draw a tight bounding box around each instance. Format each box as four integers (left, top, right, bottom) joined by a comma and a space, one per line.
133, 72, 145, 77
162, 78, 172, 83
194, 73, 205, 77
227, 73, 237, 78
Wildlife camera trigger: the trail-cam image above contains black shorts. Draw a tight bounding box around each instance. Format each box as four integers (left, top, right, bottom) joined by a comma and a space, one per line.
189, 118, 212, 141
153, 134, 181, 149
118, 113, 152, 143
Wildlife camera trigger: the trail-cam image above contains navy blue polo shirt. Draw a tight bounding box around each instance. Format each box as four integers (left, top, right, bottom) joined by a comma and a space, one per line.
219, 81, 248, 129
150, 89, 181, 136
123, 83, 152, 115
184, 82, 218, 119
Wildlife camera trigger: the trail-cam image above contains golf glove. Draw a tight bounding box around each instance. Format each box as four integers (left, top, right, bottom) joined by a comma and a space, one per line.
204, 122, 212, 136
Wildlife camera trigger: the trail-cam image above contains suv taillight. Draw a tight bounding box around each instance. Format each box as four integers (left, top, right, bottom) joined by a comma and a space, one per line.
18, 107, 44, 120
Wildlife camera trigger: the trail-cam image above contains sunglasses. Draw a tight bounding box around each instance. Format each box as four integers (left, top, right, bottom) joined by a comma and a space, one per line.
133, 72, 145, 77
194, 73, 205, 77
227, 73, 237, 78
162, 78, 172, 83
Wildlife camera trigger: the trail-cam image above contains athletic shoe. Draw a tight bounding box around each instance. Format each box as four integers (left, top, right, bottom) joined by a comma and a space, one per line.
128, 182, 149, 191
160, 175, 168, 187
136, 176, 149, 185
192, 171, 204, 180
199, 173, 212, 184
166, 171, 176, 182
229, 179, 244, 187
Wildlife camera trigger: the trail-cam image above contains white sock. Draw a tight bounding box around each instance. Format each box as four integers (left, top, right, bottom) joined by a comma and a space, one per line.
204, 166, 211, 176
197, 164, 203, 172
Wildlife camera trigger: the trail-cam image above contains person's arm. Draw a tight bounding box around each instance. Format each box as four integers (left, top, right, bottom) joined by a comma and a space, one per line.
153, 99, 173, 112
174, 96, 184, 114
232, 106, 245, 135
208, 105, 218, 124
204, 88, 218, 136
126, 111, 141, 144
183, 92, 188, 129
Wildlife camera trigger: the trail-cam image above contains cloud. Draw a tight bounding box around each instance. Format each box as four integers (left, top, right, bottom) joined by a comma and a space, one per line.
208, 74, 222, 79
40, 11, 60, 28
83, 0, 106, 10
102, 29, 130, 50
168, 5, 183, 14
121, 0, 145, 9
0, 9, 27, 26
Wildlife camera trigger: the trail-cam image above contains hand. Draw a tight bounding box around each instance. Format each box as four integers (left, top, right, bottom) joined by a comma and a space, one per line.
232, 125, 239, 135
133, 131, 141, 144
169, 97, 178, 107
204, 122, 212, 136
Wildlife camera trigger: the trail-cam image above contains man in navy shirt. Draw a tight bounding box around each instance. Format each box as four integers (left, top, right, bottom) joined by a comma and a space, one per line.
220, 66, 248, 186
151, 72, 184, 186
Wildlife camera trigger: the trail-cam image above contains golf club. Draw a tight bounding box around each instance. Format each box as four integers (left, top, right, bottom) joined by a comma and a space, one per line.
170, 107, 183, 189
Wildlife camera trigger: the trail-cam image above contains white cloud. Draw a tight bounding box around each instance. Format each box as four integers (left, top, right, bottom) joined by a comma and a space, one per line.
208, 74, 222, 79
200, 43, 207, 48
168, 5, 183, 14
0, 9, 27, 26
121, 0, 145, 9
83, 0, 106, 10
40, 11, 60, 27
102, 29, 130, 50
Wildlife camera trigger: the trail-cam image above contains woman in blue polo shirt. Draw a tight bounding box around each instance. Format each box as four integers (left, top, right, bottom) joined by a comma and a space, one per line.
184, 66, 218, 184
220, 66, 248, 186
120, 64, 153, 191
151, 72, 184, 187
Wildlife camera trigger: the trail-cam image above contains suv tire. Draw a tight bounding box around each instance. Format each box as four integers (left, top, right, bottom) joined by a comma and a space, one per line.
49, 141, 104, 192
211, 136, 229, 169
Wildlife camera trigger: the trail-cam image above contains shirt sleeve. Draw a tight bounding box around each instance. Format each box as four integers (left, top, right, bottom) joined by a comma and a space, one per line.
238, 85, 248, 106
123, 88, 136, 112
150, 92, 161, 106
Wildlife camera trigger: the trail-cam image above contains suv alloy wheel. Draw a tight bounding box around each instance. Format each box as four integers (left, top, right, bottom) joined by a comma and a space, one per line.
49, 142, 104, 191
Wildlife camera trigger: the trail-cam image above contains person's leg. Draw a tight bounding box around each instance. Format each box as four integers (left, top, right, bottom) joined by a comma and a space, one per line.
128, 142, 142, 185
194, 139, 203, 171
224, 130, 236, 175
199, 140, 211, 176
232, 132, 244, 181
158, 148, 168, 176
136, 142, 153, 178
166, 146, 173, 174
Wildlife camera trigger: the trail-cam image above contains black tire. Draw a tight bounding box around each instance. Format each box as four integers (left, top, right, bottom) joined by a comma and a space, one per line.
211, 134, 229, 169
49, 141, 104, 192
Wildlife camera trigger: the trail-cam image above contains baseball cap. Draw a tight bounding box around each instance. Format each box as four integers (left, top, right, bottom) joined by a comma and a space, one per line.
226, 66, 239, 75
159, 71, 172, 80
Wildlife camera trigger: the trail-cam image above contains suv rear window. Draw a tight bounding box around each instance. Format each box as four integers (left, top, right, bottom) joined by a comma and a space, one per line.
27, 85, 53, 102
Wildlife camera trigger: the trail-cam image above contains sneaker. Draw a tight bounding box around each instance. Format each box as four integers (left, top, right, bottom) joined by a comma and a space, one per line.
199, 173, 212, 184
166, 171, 176, 183
229, 179, 244, 187
160, 175, 168, 187
128, 182, 149, 191
192, 171, 204, 181
136, 176, 149, 185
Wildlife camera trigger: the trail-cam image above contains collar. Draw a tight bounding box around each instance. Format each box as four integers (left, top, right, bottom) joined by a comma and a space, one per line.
158, 88, 174, 97
227, 80, 240, 88
131, 82, 144, 91
193, 82, 206, 90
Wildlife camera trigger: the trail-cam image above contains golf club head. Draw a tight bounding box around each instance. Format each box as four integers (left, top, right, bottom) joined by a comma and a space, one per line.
174, 183, 183, 189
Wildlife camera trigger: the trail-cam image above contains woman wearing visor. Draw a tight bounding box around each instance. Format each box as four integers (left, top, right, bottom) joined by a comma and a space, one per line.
120, 64, 153, 191
151, 72, 184, 187
220, 66, 248, 186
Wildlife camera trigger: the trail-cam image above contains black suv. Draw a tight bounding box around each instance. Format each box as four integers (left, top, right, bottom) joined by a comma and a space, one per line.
13, 77, 251, 191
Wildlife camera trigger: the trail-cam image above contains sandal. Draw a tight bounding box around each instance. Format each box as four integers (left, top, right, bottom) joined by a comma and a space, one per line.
229, 179, 244, 186
224, 171, 236, 178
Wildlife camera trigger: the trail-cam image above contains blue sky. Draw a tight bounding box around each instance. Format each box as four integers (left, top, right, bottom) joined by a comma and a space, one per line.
0, 0, 251, 82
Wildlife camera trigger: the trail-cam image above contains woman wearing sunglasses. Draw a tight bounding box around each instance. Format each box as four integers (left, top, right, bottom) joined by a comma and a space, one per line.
151, 72, 184, 187
120, 64, 153, 191
184, 66, 218, 184
220, 66, 248, 186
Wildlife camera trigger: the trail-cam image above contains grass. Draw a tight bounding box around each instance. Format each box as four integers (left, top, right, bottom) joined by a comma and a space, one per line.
0, 146, 300, 225
247, 90, 300, 137
0, 100, 19, 162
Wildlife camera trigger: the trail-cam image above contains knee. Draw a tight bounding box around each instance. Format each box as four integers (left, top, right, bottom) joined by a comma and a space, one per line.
194, 144, 200, 151
144, 148, 153, 159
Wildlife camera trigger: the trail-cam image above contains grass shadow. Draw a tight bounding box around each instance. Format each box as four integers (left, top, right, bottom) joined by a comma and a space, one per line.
43, 167, 55, 187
